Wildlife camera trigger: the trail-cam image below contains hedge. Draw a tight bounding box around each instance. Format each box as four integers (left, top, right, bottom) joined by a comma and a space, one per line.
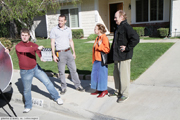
133, 27, 145, 36
157, 28, 169, 37
87, 34, 98, 40
72, 29, 84, 39
0, 23, 9, 37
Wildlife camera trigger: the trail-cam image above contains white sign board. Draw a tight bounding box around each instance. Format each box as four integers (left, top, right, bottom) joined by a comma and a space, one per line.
41, 48, 52, 61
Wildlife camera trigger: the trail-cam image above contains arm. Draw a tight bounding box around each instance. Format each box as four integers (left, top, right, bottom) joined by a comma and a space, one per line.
121, 25, 139, 52
16, 43, 44, 53
50, 28, 59, 62
35, 44, 45, 59
69, 39, 76, 59
51, 38, 58, 62
36, 49, 42, 60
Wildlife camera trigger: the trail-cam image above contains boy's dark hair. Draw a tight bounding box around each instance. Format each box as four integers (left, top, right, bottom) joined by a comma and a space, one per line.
59, 14, 66, 20
21, 28, 30, 35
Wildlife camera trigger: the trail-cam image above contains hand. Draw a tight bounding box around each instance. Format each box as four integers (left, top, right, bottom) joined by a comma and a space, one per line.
40, 57, 45, 62
53, 55, 59, 63
38, 46, 44, 50
98, 41, 102, 46
5, 48, 9, 54
73, 53, 76, 59
120, 45, 126, 52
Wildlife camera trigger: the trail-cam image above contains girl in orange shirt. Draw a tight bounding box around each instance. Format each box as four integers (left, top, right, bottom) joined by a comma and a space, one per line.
91, 23, 110, 98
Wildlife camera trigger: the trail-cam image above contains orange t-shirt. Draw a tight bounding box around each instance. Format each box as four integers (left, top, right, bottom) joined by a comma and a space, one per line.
92, 34, 110, 63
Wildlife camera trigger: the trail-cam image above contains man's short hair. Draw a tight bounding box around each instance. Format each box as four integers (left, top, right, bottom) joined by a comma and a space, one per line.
21, 28, 30, 35
118, 10, 127, 20
59, 14, 66, 20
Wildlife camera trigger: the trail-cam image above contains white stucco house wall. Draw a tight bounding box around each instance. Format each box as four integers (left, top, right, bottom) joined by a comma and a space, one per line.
33, 0, 180, 38
170, 0, 180, 37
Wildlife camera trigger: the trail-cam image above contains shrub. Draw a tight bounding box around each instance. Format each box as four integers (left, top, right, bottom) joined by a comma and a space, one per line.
133, 27, 145, 36
0, 38, 13, 49
157, 28, 169, 37
0, 23, 9, 37
72, 29, 84, 39
87, 34, 98, 40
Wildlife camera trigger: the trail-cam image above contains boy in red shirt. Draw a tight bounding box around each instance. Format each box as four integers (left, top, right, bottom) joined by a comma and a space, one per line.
16, 28, 63, 113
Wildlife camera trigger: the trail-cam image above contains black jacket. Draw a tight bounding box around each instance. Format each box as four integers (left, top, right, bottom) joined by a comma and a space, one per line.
109, 20, 139, 61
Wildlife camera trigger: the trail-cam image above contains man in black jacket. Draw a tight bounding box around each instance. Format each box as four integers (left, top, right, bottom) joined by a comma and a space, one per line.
110, 10, 139, 102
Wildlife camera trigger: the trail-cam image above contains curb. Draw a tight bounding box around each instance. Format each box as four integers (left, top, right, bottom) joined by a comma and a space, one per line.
46, 72, 114, 82
11, 94, 94, 119
13, 69, 114, 82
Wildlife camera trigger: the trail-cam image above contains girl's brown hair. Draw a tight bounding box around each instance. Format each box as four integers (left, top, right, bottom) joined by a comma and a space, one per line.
96, 23, 107, 34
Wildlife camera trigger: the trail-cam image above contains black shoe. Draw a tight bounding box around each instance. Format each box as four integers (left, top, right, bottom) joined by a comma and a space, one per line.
117, 96, 128, 103
76, 86, 85, 92
60, 89, 66, 95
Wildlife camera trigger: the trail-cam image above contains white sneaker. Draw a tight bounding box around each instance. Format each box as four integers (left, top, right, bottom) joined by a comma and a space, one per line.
56, 98, 63, 105
23, 108, 31, 113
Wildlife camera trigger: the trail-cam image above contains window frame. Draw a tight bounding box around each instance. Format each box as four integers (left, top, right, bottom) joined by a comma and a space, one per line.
58, 4, 81, 29
136, 0, 149, 22
132, 0, 168, 24
150, 0, 164, 21
60, 8, 79, 28
69, 8, 79, 28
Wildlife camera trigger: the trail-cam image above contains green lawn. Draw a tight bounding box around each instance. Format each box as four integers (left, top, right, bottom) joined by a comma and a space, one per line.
130, 43, 174, 80
10, 39, 174, 80
140, 37, 163, 40
140, 36, 180, 40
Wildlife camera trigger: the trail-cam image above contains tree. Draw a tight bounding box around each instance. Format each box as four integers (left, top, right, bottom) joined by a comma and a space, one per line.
0, 0, 81, 41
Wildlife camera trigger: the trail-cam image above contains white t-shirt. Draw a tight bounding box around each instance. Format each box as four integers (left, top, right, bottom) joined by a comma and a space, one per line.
50, 25, 72, 50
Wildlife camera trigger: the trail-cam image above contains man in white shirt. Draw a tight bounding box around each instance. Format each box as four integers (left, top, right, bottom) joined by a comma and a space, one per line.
50, 14, 84, 95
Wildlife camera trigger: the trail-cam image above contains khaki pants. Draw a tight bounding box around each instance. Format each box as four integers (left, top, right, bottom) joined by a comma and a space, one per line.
57, 50, 81, 90
113, 59, 131, 97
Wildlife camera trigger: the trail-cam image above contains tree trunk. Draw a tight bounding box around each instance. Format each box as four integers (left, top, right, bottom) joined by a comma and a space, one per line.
9, 20, 18, 38
30, 25, 37, 43
18, 19, 37, 42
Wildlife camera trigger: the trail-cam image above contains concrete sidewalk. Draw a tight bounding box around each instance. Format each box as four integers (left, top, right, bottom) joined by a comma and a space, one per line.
1, 40, 180, 120
6, 70, 122, 120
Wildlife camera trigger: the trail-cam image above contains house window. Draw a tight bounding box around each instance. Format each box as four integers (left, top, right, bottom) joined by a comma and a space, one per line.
60, 8, 79, 28
150, 0, 163, 21
136, 0, 148, 22
136, 0, 164, 22
60, 9, 70, 27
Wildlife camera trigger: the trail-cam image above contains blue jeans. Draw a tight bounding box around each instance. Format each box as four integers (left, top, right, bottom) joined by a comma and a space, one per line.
91, 61, 108, 91
20, 64, 60, 109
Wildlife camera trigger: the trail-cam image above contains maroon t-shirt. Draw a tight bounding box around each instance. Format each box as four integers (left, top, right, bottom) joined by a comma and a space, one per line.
15, 41, 41, 70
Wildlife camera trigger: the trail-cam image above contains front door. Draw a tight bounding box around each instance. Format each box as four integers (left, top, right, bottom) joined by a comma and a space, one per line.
109, 3, 123, 32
